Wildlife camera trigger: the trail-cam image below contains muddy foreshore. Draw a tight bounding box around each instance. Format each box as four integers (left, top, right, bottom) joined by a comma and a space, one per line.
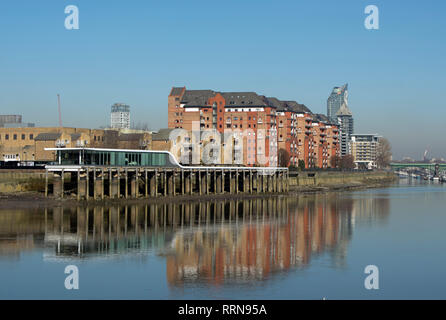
0, 181, 396, 210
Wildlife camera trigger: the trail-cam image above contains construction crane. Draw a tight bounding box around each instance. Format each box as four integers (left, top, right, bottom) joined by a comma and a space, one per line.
57, 94, 62, 128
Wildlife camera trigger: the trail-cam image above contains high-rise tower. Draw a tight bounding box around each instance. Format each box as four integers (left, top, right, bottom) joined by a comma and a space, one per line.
336, 102, 354, 156
327, 84, 348, 122
111, 103, 130, 129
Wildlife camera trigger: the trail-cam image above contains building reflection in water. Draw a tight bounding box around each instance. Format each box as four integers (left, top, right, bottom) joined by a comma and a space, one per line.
0, 194, 390, 286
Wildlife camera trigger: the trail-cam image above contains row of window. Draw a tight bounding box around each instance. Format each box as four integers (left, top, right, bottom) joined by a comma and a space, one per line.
0, 133, 34, 141
60, 150, 168, 166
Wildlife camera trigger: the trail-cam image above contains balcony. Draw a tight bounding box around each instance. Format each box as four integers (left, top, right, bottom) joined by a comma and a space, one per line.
55, 140, 68, 147
75, 140, 87, 147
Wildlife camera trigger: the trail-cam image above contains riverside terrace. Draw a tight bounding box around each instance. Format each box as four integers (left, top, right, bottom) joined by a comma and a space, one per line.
44, 148, 289, 200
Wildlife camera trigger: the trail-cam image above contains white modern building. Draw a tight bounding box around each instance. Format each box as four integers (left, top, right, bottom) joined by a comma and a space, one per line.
350, 134, 380, 169
111, 103, 130, 129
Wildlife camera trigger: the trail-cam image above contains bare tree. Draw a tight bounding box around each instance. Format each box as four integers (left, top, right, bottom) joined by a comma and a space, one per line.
340, 154, 355, 170
298, 159, 306, 171
131, 122, 150, 131
278, 148, 290, 167
330, 155, 341, 168
376, 137, 392, 169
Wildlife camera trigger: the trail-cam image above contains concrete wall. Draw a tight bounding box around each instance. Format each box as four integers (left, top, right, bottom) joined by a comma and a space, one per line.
0, 169, 50, 193
0, 169, 396, 194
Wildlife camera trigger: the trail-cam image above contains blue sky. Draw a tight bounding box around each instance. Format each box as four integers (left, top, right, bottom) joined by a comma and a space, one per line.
0, 0, 445, 159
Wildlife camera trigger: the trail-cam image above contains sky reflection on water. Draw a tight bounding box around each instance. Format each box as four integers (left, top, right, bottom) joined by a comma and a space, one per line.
0, 182, 445, 299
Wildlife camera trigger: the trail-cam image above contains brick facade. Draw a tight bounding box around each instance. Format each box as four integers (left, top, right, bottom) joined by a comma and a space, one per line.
167, 87, 340, 168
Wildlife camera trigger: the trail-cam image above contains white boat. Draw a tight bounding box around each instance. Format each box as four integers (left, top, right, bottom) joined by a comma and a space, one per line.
397, 171, 409, 178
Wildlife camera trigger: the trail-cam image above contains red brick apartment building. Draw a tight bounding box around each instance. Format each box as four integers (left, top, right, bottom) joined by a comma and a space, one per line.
168, 87, 339, 168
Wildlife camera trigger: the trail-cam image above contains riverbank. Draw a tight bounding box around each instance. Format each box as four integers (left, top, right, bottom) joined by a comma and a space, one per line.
288, 170, 396, 191
0, 170, 397, 209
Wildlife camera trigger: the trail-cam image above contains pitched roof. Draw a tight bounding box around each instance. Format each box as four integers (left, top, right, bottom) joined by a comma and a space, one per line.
34, 133, 61, 141
175, 87, 314, 112
222, 92, 271, 107
170, 87, 185, 96
70, 133, 81, 141
284, 101, 312, 114
266, 97, 288, 111
181, 90, 216, 107
314, 113, 330, 123
152, 128, 176, 141
118, 133, 147, 141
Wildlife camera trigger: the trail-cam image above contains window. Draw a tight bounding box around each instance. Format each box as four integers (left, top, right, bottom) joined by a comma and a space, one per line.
13, 134, 17, 140
30, 134, 34, 140
22, 134, 25, 140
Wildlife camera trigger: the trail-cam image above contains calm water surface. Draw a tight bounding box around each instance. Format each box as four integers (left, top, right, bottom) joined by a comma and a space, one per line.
1, 181, 445, 299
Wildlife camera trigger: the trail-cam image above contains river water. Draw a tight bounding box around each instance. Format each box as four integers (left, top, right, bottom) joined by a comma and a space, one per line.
0, 180, 445, 299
